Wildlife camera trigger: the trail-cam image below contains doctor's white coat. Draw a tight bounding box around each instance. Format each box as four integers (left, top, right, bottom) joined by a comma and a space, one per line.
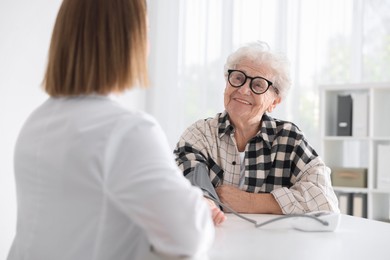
8, 95, 214, 260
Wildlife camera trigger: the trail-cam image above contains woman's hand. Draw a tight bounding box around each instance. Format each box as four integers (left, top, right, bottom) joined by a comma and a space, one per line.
215, 185, 251, 213
216, 185, 283, 214
204, 197, 227, 225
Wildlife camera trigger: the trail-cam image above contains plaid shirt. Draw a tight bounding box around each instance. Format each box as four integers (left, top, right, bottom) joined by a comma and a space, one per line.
174, 111, 339, 214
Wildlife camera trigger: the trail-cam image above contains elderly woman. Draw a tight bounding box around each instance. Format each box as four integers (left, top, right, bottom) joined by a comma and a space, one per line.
174, 42, 339, 225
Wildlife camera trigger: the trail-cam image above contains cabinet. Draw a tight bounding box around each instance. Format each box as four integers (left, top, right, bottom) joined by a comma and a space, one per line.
320, 83, 390, 222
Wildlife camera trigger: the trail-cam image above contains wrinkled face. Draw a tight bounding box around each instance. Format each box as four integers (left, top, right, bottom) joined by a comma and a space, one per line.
224, 59, 281, 126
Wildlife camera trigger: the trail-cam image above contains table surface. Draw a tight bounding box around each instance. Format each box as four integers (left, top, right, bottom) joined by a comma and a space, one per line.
208, 213, 390, 260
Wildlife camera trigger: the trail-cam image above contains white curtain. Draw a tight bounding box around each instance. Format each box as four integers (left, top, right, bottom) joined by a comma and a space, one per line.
148, 0, 390, 151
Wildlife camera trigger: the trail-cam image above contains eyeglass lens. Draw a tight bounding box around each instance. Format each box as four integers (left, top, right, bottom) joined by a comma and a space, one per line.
228, 70, 270, 94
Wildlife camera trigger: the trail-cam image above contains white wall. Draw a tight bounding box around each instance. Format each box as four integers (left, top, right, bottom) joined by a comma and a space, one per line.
0, 1, 61, 258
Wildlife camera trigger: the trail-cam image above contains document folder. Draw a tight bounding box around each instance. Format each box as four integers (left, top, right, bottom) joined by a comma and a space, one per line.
337, 94, 353, 136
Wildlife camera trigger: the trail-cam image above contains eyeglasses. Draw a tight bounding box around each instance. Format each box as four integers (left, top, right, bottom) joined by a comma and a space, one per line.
227, 69, 277, 95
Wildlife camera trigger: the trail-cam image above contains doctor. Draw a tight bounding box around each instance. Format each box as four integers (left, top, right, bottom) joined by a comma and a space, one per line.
8, 0, 214, 259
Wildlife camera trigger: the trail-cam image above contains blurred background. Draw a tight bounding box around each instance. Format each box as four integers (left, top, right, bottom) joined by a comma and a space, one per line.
1, 0, 389, 258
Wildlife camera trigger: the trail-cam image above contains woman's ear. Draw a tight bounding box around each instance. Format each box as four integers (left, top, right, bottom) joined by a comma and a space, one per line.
267, 96, 282, 113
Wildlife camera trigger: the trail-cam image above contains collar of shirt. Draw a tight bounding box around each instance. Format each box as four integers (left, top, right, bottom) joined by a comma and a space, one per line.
217, 111, 277, 149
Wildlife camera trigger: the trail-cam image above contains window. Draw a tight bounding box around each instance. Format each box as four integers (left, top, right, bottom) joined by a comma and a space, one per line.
148, 0, 390, 151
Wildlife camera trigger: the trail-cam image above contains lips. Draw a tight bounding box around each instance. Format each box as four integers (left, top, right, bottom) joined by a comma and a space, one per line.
234, 97, 252, 105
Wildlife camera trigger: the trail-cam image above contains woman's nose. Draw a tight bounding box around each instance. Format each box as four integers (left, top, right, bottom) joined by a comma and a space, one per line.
237, 79, 252, 95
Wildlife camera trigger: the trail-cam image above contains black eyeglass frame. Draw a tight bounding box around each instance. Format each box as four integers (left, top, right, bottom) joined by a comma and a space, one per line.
227, 69, 277, 95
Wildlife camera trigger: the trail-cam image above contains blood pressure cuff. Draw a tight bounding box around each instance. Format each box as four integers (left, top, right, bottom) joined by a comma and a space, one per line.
185, 163, 221, 207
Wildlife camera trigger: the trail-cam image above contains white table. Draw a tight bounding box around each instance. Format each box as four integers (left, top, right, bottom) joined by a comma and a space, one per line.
208, 213, 390, 260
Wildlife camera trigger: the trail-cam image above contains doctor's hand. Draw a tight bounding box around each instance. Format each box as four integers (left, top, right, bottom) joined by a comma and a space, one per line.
204, 197, 226, 226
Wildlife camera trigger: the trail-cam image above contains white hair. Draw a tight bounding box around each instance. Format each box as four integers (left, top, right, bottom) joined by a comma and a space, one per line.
224, 42, 291, 100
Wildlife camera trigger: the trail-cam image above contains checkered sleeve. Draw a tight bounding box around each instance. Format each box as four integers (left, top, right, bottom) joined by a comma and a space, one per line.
271, 136, 340, 214
173, 120, 223, 188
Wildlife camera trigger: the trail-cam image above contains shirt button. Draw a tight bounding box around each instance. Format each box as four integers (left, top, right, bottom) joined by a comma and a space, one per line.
232, 161, 236, 165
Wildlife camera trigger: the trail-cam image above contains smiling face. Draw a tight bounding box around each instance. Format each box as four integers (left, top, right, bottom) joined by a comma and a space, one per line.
224, 59, 281, 126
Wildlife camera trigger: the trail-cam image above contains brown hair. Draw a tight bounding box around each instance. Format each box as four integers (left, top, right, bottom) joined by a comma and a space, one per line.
43, 0, 148, 96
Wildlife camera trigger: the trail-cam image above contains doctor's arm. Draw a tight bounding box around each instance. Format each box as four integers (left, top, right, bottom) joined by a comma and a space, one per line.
107, 118, 215, 258
174, 131, 226, 225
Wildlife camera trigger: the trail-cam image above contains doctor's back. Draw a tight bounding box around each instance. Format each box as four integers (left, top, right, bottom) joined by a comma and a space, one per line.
7, 0, 214, 259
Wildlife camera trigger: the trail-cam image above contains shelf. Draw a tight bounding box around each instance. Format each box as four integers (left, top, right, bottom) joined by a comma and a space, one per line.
333, 187, 390, 195
371, 137, 390, 141
323, 136, 369, 141
323, 139, 369, 168
371, 189, 390, 195
333, 187, 369, 193
323, 136, 390, 142
372, 89, 390, 136
321, 83, 390, 222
